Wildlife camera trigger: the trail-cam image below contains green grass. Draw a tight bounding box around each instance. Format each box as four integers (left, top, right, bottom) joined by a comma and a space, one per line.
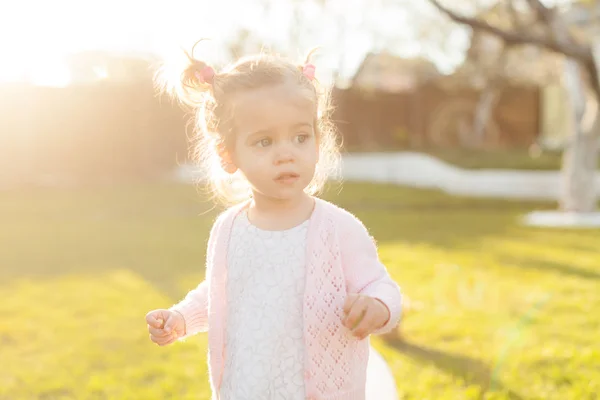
1, 182, 599, 399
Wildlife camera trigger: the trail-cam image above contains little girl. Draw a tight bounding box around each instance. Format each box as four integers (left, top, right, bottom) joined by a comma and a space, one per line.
145, 43, 402, 400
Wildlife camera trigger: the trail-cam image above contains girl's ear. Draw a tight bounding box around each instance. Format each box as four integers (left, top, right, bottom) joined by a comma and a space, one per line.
218, 147, 238, 174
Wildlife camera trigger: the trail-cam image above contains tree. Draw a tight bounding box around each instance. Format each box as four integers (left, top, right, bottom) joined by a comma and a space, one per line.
428, 0, 600, 213
442, 3, 565, 148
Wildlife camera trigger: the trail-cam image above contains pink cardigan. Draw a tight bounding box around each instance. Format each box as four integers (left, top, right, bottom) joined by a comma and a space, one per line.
171, 197, 402, 400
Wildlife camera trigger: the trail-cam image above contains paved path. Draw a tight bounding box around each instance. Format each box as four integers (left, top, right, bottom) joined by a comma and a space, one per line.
366, 345, 399, 399
339, 152, 600, 201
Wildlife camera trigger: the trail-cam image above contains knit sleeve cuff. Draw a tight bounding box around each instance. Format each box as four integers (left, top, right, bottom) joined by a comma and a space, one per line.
169, 297, 209, 339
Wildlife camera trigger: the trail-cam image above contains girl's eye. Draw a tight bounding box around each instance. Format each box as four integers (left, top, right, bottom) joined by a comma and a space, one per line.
295, 134, 309, 144
256, 138, 272, 147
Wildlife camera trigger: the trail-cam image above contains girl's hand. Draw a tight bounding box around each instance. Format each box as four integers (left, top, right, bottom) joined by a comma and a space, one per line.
145, 309, 186, 346
342, 294, 390, 340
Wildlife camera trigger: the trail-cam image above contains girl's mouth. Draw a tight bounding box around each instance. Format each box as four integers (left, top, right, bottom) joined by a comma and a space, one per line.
275, 172, 300, 184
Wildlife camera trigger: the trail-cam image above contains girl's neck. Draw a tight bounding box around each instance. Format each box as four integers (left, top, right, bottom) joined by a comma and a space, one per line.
247, 192, 315, 231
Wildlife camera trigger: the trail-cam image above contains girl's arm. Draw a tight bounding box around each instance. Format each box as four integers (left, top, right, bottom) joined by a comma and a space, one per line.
339, 213, 402, 335
169, 280, 210, 337
169, 215, 223, 337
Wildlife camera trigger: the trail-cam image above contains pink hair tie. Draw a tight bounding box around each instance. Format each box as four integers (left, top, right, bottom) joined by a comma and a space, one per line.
195, 66, 215, 84
302, 63, 316, 81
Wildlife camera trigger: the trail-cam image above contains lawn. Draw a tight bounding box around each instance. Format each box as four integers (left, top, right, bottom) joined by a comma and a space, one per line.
1, 182, 599, 399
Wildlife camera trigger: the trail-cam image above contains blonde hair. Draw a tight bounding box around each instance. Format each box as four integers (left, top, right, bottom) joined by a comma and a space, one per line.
157, 42, 341, 206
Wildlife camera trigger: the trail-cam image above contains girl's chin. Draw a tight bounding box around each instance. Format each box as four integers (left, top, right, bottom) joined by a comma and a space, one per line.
251, 187, 309, 202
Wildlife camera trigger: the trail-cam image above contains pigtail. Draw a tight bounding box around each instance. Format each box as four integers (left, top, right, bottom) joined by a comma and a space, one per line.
303, 47, 319, 66
299, 47, 319, 84
155, 39, 217, 109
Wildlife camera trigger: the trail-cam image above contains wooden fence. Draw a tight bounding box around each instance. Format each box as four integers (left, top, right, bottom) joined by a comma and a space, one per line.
332, 83, 540, 150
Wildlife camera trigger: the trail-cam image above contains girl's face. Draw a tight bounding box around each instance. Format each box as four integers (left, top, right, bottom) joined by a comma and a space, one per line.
227, 83, 319, 203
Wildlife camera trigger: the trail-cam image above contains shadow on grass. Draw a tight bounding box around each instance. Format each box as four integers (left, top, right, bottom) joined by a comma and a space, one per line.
322, 182, 552, 252
384, 338, 524, 400
0, 182, 219, 300
0, 182, 571, 297
498, 256, 600, 281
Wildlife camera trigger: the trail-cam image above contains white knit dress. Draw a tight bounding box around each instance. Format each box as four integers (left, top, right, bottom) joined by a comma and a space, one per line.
218, 210, 399, 400
219, 210, 309, 400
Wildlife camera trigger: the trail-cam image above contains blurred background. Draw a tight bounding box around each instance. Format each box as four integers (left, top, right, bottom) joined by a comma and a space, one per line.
1, 0, 599, 399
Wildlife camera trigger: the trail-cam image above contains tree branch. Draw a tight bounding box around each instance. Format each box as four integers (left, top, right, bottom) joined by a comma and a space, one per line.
528, 0, 578, 49
428, 0, 600, 104
524, 0, 600, 102
428, 0, 592, 62
525, 0, 553, 24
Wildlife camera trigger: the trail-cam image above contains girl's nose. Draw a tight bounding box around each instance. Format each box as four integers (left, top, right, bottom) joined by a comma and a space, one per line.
274, 153, 294, 165
274, 144, 295, 165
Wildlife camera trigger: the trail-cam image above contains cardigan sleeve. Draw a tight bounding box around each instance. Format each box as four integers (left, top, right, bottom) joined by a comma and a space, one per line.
170, 280, 209, 337
339, 212, 402, 335
169, 214, 223, 338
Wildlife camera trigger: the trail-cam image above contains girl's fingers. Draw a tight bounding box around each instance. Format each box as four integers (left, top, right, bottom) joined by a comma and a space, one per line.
159, 334, 177, 346
150, 332, 177, 346
149, 334, 166, 345
343, 293, 360, 314
163, 315, 178, 333
145, 312, 165, 329
351, 311, 377, 340
343, 299, 368, 330
148, 326, 169, 338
